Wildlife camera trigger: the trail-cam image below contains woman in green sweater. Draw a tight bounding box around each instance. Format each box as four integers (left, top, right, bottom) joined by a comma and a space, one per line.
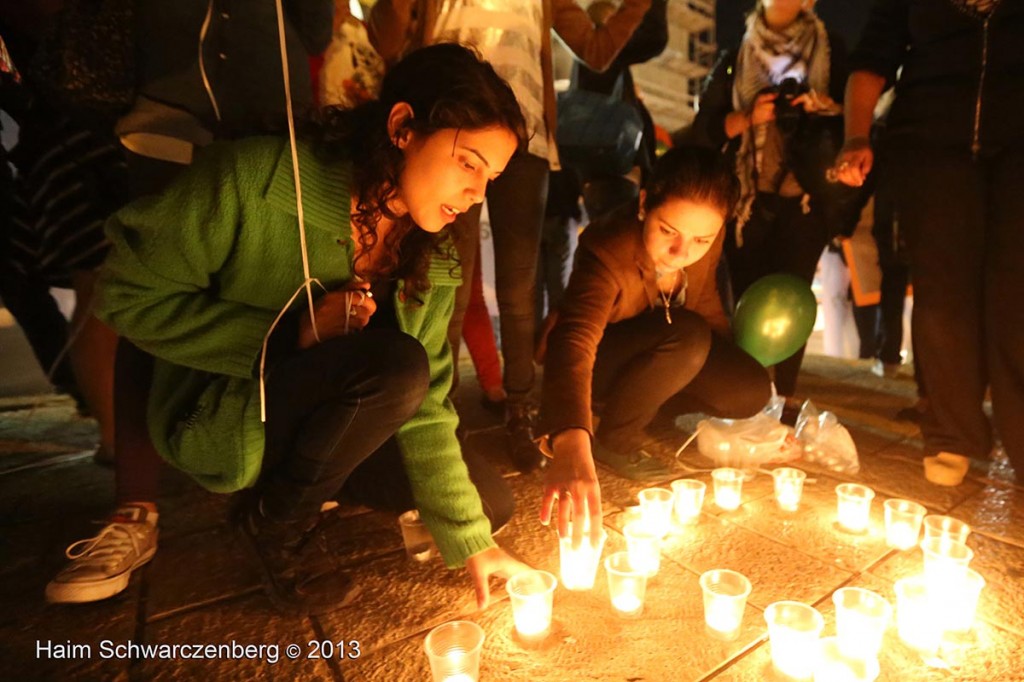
89, 44, 528, 614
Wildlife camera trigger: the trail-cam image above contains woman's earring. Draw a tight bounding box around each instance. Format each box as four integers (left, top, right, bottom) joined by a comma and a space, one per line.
637, 209, 645, 221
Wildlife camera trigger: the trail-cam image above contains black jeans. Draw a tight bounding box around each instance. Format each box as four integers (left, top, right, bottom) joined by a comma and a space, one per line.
592, 308, 772, 452
725, 193, 829, 397
261, 329, 513, 529
448, 152, 550, 400
892, 147, 1024, 468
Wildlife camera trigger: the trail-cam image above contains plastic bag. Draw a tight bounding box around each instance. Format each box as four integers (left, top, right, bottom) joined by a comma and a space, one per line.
696, 411, 796, 470
794, 401, 860, 474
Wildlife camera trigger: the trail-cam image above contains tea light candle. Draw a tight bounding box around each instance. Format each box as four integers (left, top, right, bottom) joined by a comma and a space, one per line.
443, 674, 474, 682
922, 515, 971, 544
921, 537, 973, 595
605, 552, 646, 618
638, 487, 674, 537
624, 521, 661, 577
712, 468, 744, 511
833, 587, 892, 662
765, 601, 825, 681
894, 576, 944, 657
772, 468, 807, 512
946, 568, 985, 634
671, 479, 706, 524
505, 570, 557, 642
559, 528, 607, 591
424, 621, 484, 682
835, 484, 875, 533
883, 499, 926, 550
699, 569, 752, 641
814, 637, 880, 682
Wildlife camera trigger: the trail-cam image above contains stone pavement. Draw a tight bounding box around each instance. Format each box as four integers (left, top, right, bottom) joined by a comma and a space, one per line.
2, 356, 1023, 682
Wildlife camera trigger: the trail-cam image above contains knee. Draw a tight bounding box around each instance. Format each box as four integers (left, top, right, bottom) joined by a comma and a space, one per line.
720, 366, 773, 419
661, 316, 713, 376
370, 331, 430, 414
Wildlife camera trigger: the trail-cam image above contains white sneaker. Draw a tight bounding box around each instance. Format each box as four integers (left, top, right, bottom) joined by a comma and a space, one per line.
45, 506, 158, 604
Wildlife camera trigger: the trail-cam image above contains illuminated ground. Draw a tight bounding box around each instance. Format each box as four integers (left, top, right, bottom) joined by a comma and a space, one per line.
2, 356, 1022, 681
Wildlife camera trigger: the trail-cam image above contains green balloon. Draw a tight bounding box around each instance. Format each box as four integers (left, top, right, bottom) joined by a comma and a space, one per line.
734, 274, 817, 366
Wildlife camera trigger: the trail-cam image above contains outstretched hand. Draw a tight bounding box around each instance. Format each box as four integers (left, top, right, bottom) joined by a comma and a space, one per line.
465, 547, 531, 610
833, 137, 874, 187
539, 429, 603, 550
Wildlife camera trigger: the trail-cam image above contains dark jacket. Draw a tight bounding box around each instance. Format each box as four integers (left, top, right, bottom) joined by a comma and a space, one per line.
849, 0, 1024, 154
538, 206, 728, 438
134, 0, 332, 138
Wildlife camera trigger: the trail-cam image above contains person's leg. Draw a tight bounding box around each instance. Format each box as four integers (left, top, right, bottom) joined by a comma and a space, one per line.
461, 246, 505, 405
594, 308, 712, 453
660, 334, 772, 420
819, 248, 853, 358
340, 438, 515, 534
985, 150, 1024, 476
892, 147, 990, 459
67, 270, 117, 460
113, 339, 164, 507
768, 199, 829, 397
485, 153, 549, 471
852, 303, 881, 361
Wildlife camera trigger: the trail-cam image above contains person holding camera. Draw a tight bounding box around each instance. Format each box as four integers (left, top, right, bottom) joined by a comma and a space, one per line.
692, 0, 847, 410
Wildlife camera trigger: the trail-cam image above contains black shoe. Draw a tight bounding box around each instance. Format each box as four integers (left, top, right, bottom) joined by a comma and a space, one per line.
231, 493, 355, 615
505, 402, 546, 473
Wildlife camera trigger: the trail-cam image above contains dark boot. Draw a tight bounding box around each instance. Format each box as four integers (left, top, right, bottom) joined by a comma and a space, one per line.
505, 400, 546, 473
232, 493, 355, 615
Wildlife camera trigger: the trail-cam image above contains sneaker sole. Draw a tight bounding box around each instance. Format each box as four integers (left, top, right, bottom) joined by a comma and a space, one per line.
45, 545, 157, 604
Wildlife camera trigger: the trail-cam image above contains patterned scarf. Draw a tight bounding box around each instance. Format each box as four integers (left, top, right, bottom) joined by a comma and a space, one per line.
731, 9, 830, 244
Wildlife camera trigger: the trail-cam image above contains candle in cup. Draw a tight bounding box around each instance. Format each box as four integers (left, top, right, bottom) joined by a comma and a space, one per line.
505, 570, 557, 642
835, 484, 875, 533
605, 552, 646, 618
559, 526, 607, 591
833, 587, 892, 662
699, 569, 752, 641
922, 515, 971, 544
894, 576, 944, 657
638, 487, 674, 537
712, 468, 744, 511
814, 636, 880, 682
424, 621, 484, 682
772, 468, 807, 512
765, 601, 825, 681
921, 537, 973, 595
624, 521, 661, 577
883, 499, 926, 550
947, 568, 985, 633
671, 479, 706, 524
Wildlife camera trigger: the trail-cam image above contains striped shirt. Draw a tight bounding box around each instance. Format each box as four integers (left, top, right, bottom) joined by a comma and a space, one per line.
433, 0, 551, 162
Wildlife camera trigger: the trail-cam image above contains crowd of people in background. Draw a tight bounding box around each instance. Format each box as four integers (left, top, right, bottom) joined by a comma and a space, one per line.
0, 0, 1020, 613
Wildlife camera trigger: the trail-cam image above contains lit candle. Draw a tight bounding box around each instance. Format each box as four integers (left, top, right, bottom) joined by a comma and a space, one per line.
424, 621, 483, 682
894, 576, 943, 657
671, 479, 706, 524
833, 587, 892, 662
883, 499, 926, 550
764, 602, 825, 682
772, 468, 807, 512
699, 569, 751, 641
559, 525, 606, 591
712, 468, 744, 511
638, 487, 674, 538
442, 676, 474, 682
505, 570, 556, 642
605, 552, 646, 618
835, 484, 875, 533
946, 569, 985, 634
624, 522, 661, 577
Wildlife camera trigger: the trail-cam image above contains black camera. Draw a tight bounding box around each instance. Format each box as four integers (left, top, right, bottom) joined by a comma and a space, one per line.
773, 77, 810, 135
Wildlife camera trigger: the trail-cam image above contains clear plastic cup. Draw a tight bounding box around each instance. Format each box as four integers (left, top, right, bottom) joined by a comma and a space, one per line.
832, 587, 892, 661
671, 479, 706, 525
399, 509, 439, 561
946, 568, 985, 634
424, 620, 485, 682
638, 487, 674, 537
623, 521, 661, 577
772, 468, 807, 512
505, 570, 557, 642
605, 552, 646, 618
883, 499, 927, 550
814, 636, 880, 682
764, 601, 825, 681
699, 569, 752, 641
921, 537, 973, 594
894, 576, 944, 657
922, 515, 971, 545
712, 468, 744, 511
559, 527, 607, 591
835, 484, 875, 533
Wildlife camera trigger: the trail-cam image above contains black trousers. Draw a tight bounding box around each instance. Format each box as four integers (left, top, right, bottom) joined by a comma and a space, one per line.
725, 193, 829, 397
892, 147, 1024, 468
261, 329, 514, 529
592, 307, 772, 452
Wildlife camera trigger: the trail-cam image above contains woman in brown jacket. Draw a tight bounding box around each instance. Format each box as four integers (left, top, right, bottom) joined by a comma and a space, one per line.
538, 147, 772, 547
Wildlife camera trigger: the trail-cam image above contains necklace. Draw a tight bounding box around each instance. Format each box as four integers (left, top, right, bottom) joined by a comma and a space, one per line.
656, 270, 688, 325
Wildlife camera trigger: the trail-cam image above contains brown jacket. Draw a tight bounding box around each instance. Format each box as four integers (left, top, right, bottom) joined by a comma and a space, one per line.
367, 0, 652, 165
539, 208, 730, 438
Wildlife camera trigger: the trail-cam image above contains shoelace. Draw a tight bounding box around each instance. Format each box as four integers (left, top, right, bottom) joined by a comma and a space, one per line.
64, 523, 143, 569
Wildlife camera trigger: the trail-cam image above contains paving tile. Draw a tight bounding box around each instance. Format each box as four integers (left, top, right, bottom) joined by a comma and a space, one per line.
146, 526, 263, 621
0, 459, 114, 526
140, 594, 332, 681
0, 403, 101, 452
950, 483, 1024, 549
868, 533, 1024, 639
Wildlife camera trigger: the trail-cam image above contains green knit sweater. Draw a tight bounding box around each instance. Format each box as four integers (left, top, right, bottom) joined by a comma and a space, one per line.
97, 136, 495, 567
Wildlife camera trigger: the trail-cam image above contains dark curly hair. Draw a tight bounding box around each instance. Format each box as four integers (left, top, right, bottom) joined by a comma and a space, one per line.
312, 43, 528, 301
641, 145, 740, 220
